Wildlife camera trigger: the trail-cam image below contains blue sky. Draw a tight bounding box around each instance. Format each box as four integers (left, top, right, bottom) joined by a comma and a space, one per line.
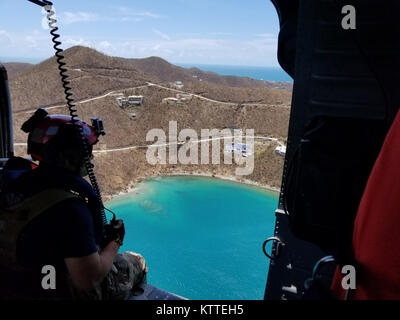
0, 0, 281, 66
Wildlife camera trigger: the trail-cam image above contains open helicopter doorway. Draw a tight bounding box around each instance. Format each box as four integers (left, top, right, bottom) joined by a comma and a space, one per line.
1, 0, 292, 300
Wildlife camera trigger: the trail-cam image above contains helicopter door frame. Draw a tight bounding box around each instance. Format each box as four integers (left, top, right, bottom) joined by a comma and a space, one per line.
0, 63, 14, 171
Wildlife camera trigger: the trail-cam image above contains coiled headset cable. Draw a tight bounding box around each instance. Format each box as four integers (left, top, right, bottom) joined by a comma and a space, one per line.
28, 0, 113, 225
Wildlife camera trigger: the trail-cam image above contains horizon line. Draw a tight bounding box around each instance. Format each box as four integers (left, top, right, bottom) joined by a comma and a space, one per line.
0, 56, 281, 69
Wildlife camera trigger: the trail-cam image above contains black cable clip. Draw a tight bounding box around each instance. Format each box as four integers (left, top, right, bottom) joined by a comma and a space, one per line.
91, 118, 106, 136
28, 0, 52, 8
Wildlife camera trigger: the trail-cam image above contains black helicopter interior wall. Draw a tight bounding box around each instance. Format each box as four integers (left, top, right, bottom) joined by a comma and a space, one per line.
265, 0, 400, 300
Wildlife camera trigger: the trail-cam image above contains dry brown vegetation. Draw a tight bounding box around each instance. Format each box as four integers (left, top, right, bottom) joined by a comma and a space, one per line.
90, 142, 285, 201
181, 81, 291, 105
8, 46, 292, 111
11, 46, 292, 198
14, 85, 290, 147
2, 63, 33, 77
128, 56, 292, 90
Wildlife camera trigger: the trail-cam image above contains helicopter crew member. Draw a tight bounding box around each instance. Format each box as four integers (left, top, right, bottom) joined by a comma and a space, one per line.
0, 108, 147, 300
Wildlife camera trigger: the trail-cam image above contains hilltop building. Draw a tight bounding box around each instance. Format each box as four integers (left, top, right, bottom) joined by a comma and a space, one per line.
275, 145, 286, 157
116, 95, 144, 108
116, 97, 129, 108
173, 81, 184, 89
128, 95, 144, 106
162, 97, 180, 105
162, 93, 193, 105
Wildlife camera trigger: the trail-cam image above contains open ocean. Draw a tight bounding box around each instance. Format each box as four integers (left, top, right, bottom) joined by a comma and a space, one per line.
107, 176, 279, 300
176, 63, 293, 82
0, 56, 44, 64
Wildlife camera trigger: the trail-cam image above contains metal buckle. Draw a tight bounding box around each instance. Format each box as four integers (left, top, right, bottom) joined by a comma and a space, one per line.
263, 236, 284, 260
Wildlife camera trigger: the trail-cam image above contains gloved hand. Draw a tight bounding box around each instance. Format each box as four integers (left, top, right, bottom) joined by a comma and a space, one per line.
100, 219, 125, 249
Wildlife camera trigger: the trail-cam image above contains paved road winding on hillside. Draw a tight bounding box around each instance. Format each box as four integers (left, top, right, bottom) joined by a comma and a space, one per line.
13, 81, 287, 156
14, 81, 290, 115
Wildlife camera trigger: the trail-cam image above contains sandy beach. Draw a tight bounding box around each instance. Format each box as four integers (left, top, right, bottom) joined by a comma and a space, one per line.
104, 170, 280, 203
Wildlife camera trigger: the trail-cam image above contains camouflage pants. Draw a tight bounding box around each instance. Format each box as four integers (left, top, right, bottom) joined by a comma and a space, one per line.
69, 251, 148, 300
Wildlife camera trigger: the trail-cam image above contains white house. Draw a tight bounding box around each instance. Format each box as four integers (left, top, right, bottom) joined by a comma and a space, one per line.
128, 95, 144, 106
117, 95, 144, 108
116, 97, 129, 108
162, 97, 180, 104
173, 81, 184, 89
275, 145, 286, 157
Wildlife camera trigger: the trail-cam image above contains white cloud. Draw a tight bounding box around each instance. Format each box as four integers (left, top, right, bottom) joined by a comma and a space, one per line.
24, 35, 39, 49
64, 37, 92, 48
63, 12, 100, 24
153, 29, 171, 41
117, 7, 164, 19
134, 11, 162, 19
94, 36, 279, 66
40, 6, 165, 26
61, 9, 162, 24
121, 17, 143, 22
0, 29, 54, 59
0, 30, 12, 44
98, 41, 112, 51
0, 27, 279, 67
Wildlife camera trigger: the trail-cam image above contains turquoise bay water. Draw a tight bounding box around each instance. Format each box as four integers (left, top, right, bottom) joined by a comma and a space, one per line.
107, 176, 278, 300
176, 63, 293, 83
